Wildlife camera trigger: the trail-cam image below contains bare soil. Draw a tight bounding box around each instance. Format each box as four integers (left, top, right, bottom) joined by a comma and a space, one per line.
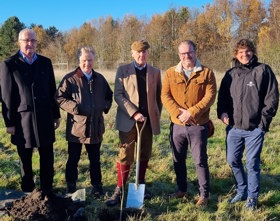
4, 189, 87, 221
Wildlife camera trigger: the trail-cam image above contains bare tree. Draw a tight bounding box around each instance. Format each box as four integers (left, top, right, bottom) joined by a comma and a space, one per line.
92, 16, 118, 70
116, 15, 145, 65
233, 0, 266, 41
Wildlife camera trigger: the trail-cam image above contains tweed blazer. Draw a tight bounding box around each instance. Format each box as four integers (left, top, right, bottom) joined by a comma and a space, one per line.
114, 62, 162, 135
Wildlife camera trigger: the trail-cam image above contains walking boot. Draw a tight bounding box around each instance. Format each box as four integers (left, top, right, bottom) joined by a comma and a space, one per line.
106, 186, 122, 206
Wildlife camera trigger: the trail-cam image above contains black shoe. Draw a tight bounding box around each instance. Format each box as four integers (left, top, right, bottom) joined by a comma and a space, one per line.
41, 188, 54, 197
22, 187, 34, 193
91, 183, 104, 198
144, 189, 152, 200
106, 186, 122, 206
66, 182, 76, 194
21, 183, 35, 193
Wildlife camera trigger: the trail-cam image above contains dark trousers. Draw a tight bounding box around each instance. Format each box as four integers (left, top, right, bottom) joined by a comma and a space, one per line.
65, 142, 102, 186
170, 123, 210, 198
17, 145, 54, 192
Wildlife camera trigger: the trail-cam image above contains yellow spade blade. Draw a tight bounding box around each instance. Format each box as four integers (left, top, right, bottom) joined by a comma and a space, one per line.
126, 183, 145, 209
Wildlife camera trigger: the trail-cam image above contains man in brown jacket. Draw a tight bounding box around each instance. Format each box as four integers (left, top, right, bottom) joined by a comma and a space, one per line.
56, 46, 113, 196
161, 40, 216, 207
106, 40, 162, 206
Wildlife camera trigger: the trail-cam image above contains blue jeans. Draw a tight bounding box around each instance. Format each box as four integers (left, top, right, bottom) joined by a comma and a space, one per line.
226, 127, 265, 199
170, 123, 210, 198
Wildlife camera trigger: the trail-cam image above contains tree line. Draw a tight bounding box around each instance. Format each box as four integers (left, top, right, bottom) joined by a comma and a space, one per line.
0, 0, 279, 74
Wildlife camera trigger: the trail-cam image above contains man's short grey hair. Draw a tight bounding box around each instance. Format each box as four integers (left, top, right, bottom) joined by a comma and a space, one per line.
178, 40, 197, 52
18, 28, 37, 40
77, 46, 96, 59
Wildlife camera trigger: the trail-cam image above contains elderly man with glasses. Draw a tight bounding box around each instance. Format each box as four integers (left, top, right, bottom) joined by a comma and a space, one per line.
0, 28, 61, 194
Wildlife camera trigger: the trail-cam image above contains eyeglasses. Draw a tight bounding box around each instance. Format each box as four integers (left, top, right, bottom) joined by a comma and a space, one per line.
20, 39, 37, 44
179, 51, 194, 56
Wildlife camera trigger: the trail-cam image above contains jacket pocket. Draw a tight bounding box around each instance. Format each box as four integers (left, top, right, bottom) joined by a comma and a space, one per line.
71, 115, 87, 138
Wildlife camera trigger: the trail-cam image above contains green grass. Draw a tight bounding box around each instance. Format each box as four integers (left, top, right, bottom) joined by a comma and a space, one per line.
0, 72, 279, 220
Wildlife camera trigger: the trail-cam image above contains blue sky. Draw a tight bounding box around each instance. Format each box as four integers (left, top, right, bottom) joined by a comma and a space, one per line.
0, 0, 213, 32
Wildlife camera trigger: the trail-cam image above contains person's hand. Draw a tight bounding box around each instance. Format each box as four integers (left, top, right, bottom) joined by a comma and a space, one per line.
54, 119, 61, 129
6, 126, 15, 135
133, 112, 145, 122
220, 113, 229, 125
178, 108, 195, 124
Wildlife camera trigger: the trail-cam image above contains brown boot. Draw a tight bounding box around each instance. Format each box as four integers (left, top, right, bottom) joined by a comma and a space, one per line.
168, 190, 187, 199
195, 197, 208, 207
106, 186, 122, 206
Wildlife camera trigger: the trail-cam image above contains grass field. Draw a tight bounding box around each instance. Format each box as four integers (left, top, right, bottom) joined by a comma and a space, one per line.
0, 70, 279, 221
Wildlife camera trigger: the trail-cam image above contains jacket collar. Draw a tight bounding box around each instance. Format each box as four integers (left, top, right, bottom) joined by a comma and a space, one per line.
133, 61, 147, 70
74, 67, 96, 78
130, 62, 149, 71
233, 54, 259, 69
175, 59, 203, 73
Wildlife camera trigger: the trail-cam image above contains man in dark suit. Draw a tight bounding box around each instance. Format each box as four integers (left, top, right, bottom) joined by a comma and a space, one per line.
0, 28, 60, 193
106, 40, 162, 206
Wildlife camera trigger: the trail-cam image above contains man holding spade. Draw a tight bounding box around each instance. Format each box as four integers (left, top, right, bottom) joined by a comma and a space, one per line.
106, 40, 162, 206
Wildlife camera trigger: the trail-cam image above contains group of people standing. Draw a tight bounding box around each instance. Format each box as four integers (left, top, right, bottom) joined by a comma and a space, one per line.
0, 28, 278, 211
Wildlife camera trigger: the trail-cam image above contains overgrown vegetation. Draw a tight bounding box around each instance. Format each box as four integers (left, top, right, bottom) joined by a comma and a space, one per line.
0, 72, 279, 221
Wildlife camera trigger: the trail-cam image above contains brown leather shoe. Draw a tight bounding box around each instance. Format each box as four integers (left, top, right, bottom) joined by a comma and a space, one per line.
195, 197, 208, 207
169, 190, 187, 198
106, 186, 122, 206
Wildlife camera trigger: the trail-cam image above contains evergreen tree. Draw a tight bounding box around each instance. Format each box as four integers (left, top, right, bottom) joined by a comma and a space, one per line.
0, 16, 25, 61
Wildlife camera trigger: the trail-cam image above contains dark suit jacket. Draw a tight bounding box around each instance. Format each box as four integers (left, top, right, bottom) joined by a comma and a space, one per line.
0, 51, 60, 147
